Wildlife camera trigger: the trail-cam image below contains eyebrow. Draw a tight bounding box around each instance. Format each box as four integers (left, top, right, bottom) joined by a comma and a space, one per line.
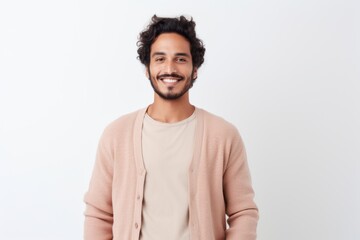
151, 52, 191, 58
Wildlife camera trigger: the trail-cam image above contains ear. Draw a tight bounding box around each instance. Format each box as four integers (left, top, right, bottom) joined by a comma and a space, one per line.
145, 66, 150, 79
192, 67, 198, 80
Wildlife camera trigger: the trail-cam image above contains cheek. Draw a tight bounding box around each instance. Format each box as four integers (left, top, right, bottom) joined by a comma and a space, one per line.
147, 66, 157, 79
183, 66, 195, 77
149, 65, 160, 76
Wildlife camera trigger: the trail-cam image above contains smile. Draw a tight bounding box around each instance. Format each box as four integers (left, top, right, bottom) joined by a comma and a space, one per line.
162, 78, 179, 83
158, 76, 184, 86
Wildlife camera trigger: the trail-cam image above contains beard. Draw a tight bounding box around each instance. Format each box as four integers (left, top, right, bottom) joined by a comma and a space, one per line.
147, 68, 196, 100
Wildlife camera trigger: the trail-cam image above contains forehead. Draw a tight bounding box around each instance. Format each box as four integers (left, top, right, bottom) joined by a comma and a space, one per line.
150, 33, 191, 55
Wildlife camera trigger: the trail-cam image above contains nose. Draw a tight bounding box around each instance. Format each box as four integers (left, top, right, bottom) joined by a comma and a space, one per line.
163, 60, 177, 74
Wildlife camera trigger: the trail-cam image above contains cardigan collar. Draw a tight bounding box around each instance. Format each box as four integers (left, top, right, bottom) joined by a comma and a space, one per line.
132, 106, 204, 176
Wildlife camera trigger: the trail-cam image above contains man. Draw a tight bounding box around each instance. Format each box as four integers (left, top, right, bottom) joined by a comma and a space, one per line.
84, 15, 259, 240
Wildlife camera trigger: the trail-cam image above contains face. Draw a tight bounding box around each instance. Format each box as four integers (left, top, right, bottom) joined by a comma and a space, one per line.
146, 33, 197, 100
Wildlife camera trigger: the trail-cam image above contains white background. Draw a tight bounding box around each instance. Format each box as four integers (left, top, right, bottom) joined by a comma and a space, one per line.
1, 0, 359, 239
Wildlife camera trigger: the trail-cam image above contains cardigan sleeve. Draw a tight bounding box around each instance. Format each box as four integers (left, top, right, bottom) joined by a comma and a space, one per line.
83, 130, 114, 240
223, 129, 259, 240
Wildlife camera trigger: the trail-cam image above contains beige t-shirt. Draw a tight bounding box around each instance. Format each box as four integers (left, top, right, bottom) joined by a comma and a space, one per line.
140, 110, 197, 240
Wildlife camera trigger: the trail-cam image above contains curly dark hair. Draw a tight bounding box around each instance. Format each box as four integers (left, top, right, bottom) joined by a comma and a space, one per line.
137, 15, 205, 69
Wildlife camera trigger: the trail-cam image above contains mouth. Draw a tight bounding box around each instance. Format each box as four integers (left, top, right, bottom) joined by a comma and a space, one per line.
158, 76, 183, 86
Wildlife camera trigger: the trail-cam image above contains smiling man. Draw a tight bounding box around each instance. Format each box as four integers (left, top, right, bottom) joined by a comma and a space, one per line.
147, 32, 196, 101
84, 15, 259, 240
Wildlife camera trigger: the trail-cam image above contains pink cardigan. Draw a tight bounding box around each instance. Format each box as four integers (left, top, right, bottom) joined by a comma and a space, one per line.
84, 107, 259, 240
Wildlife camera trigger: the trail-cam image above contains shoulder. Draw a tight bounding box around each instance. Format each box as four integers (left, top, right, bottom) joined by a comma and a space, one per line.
198, 108, 246, 163
100, 108, 145, 140
199, 108, 241, 139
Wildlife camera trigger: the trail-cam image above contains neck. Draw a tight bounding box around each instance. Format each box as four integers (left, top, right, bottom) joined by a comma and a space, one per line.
146, 92, 195, 123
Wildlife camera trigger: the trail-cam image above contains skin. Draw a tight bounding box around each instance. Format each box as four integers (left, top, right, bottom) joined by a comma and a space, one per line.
146, 33, 197, 123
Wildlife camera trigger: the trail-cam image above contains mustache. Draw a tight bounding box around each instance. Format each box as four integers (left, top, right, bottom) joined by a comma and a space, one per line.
157, 73, 184, 80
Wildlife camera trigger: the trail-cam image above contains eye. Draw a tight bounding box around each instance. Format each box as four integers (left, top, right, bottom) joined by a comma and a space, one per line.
155, 57, 165, 62
176, 57, 187, 63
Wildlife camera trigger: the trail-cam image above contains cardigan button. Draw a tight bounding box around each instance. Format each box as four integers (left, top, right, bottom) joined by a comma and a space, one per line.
137, 195, 141, 200
135, 222, 138, 229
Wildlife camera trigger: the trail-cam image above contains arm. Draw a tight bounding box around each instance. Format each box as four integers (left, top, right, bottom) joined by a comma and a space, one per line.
84, 131, 114, 240
223, 130, 259, 240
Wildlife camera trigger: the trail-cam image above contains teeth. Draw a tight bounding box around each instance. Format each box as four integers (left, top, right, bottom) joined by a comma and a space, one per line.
162, 78, 178, 83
